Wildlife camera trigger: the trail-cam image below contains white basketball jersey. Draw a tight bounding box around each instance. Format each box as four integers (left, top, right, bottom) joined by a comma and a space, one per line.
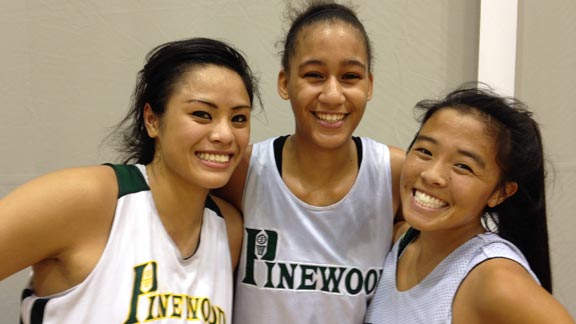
20, 164, 233, 324
234, 137, 395, 324
364, 230, 539, 324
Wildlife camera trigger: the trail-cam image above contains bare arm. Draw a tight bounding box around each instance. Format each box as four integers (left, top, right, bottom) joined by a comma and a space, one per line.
0, 166, 117, 295
210, 195, 243, 269
454, 258, 575, 324
388, 145, 405, 222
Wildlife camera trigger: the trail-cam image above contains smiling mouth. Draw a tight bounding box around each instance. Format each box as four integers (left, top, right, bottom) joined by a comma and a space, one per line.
413, 190, 448, 209
196, 152, 231, 163
314, 112, 346, 123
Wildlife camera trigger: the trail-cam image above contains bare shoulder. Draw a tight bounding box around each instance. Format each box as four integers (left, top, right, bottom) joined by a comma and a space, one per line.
210, 195, 243, 230
387, 145, 405, 216
454, 258, 575, 324
27, 165, 118, 214
209, 195, 243, 269
388, 144, 406, 166
392, 221, 410, 243
212, 144, 252, 211
1, 165, 118, 233
0, 165, 118, 280
388, 144, 406, 182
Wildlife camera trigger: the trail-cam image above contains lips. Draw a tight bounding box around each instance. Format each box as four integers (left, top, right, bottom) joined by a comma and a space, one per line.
413, 189, 448, 209
314, 112, 346, 123
196, 152, 231, 163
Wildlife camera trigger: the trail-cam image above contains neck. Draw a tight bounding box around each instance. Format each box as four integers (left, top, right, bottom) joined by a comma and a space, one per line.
285, 134, 357, 177
416, 223, 485, 260
397, 223, 485, 290
281, 135, 359, 206
146, 162, 208, 257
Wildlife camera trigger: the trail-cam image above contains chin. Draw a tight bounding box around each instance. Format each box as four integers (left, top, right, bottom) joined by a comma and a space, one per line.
402, 212, 436, 232
209, 174, 236, 189
204, 180, 229, 190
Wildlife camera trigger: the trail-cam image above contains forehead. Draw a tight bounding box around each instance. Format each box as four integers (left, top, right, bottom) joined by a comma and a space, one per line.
168, 65, 249, 103
420, 108, 499, 161
293, 21, 368, 60
175, 65, 240, 90
422, 108, 490, 134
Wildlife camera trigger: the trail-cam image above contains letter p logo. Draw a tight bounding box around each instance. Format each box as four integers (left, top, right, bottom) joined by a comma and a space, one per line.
242, 228, 277, 285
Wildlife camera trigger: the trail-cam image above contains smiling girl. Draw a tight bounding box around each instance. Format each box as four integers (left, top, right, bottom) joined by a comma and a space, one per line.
215, 2, 404, 323
0, 37, 260, 323
364, 85, 574, 323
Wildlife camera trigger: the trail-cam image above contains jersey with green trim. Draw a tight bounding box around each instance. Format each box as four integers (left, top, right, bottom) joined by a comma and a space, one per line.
20, 164, 232, 324
234, 137, 395, 324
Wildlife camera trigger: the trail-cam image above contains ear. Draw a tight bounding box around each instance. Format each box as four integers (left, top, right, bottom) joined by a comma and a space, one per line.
487, 181, 518, 208
277, 69, 289, 100
366, 72, 374, 101
143, 103, 160, 138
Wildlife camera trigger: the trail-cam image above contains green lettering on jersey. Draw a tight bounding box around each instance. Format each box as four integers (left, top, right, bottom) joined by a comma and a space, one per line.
242, 228, 278, 285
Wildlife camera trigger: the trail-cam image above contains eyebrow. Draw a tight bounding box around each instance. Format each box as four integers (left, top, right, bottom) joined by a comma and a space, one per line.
298, 58, 367, 70
185, 99, 250, 110
415, 134, 487, 169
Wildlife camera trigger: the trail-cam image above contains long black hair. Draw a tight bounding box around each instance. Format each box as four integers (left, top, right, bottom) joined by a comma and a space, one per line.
114, 37, 261, 164
412, 84, 552, 292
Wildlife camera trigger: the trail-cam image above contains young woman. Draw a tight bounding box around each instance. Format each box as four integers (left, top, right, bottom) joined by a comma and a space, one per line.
364, 85, 575, 323
216, 1, 404, 323
0, 37, 260, 323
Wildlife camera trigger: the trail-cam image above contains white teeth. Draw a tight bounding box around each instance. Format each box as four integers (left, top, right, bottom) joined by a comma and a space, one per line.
414, 190, 447, 208
316, 113, 345, 123
197, 152, 230, 163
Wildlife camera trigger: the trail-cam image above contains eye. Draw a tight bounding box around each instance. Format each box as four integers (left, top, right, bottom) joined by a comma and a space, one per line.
304, 72, 323, 80
414, 147, 432, 156
454, 163, 474, 174
190, 111, 211, 119
342, 73, 361, 81
232, 114, 249, 123
411, 147, 433, 162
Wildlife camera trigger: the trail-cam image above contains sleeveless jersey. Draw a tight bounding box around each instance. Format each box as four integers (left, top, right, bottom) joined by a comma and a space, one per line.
364, 230, 539, 324
234, 137, 395, 324
20, 164, 233, 324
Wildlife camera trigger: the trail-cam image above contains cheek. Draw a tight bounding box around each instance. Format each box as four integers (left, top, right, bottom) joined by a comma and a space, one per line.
177, 125, 206, 145
235, 127, 250, 148
452, 181, 493, 217
290, 99, 310, 121
292, 82, 318, 100
400, 158, 420, 185
399, 168, 415, 202
399, 171, 408, 190
349, 87, 370, 103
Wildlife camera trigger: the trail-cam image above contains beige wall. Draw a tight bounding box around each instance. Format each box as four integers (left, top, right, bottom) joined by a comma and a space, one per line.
1, 0, 573, 321
516, 0, 576, 316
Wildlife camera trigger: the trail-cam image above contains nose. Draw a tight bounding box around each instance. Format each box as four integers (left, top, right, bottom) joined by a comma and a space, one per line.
420, 161, 449, 187
319, 77, 345, 105
209, 119, 234, 145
